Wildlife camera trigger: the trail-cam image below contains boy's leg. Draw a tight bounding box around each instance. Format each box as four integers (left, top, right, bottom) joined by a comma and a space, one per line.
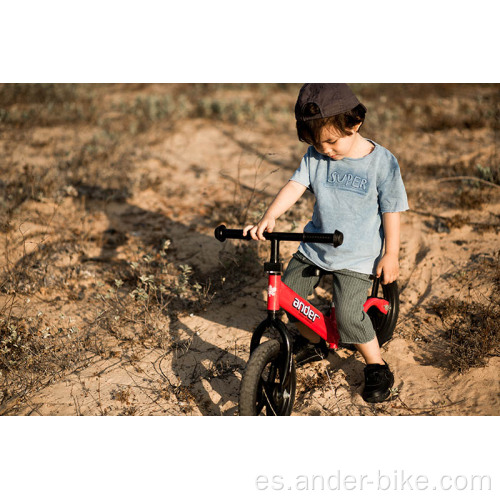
332, 270, 394, 402
354, 336, 384, 365
332, 269, 377, 349
282, 252, 322, 343
296, 322, 321, 344
282, 253, 329, 363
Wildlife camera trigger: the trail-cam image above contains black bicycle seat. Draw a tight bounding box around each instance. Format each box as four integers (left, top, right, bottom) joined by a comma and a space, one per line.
302, 265, 332, 278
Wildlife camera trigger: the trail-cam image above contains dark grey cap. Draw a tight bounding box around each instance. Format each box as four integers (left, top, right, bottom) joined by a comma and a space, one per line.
295, 83, 366, 121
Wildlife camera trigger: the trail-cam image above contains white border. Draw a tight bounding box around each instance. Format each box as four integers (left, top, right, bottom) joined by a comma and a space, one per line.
2, 417, 498, 499
1, 1, 498, 81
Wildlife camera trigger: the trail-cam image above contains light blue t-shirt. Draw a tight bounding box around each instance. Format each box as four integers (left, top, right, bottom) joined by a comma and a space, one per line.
291, 140, 409, 275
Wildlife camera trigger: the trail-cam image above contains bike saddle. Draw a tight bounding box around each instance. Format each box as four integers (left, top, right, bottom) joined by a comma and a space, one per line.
301, 264, 332, 278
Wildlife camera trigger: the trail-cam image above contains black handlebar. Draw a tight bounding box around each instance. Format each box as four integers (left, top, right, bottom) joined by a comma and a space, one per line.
214, 225, 343, 248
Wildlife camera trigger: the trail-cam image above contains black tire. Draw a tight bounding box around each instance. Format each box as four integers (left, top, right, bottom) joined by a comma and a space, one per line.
239, 340, 296, 416
367, 281, 399, 347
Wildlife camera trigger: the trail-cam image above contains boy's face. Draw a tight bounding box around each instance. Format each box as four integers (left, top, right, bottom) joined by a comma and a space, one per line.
312, 124, 361, 160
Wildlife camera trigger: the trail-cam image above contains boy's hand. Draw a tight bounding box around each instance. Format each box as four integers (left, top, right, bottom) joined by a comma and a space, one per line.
375, 253, 399, 284
243, 217, 276, 241
242, 181, 306, 241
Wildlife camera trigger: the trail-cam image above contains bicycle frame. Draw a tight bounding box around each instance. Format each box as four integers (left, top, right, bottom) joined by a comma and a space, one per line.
214, 225, 390, 393
266, 273, 340, 347
263, 273, 390, 349
249, 263, 390, 393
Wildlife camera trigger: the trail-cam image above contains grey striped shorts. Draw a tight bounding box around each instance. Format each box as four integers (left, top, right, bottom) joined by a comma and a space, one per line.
282, 252, 376, 345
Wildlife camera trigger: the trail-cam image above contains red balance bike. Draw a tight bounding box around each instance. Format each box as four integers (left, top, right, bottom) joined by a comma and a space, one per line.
214, 225, 399, 416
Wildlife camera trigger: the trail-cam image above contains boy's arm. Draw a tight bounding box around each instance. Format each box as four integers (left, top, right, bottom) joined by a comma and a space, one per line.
375, 212, 400, 284
243, 180, 307, 241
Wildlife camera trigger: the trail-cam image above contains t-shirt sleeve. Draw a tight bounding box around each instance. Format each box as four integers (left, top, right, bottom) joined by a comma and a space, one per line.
377, 155, 409, 213
290, 149, 312, 189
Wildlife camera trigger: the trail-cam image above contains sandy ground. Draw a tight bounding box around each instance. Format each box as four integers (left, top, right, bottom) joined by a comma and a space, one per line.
0, 83, 498, 416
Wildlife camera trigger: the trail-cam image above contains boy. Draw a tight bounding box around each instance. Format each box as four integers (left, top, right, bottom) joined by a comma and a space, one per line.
243, 84, 409, 403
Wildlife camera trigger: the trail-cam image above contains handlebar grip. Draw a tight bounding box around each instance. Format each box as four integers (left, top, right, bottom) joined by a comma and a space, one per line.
214, 225, 343, 247
214, 225, 251, 242
303, 230, 343, 247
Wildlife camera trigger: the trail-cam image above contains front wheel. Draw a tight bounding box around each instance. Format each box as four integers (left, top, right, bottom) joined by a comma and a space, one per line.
239, 340, 296, 416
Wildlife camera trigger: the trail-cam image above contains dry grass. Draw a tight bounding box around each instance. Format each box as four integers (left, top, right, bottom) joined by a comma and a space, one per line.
431, 297, 499, 372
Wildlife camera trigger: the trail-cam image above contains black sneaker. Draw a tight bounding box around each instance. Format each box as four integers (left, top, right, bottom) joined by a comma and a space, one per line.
293, 337, 330, 366
362, 361, 394, 403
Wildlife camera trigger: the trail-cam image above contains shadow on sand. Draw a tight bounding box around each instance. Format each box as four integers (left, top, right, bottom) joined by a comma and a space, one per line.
7, 183, 388, 415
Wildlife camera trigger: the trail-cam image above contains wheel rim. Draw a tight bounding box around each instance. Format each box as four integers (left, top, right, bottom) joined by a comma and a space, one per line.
255, 357, 293, 416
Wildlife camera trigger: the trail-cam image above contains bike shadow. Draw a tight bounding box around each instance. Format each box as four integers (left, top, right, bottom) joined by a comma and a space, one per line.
169, 309, 255, 416
84, 187, 260, 415
6, 183, 258, 415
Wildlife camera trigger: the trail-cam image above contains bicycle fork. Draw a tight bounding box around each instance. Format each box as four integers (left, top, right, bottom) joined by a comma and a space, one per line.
249, 273, 338, 395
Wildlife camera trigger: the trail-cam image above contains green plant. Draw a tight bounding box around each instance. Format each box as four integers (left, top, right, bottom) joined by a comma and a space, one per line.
476, 164, 499, 185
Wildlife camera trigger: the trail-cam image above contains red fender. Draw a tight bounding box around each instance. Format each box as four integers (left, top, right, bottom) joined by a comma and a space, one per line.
363, 298, 389, 314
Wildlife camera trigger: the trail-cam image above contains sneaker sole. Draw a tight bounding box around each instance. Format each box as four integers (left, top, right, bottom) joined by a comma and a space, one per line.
363, 388, 392, 403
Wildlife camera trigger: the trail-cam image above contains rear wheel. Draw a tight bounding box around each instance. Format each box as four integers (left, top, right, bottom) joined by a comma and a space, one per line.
239, 340, 296, 416
368, 280, 399, 347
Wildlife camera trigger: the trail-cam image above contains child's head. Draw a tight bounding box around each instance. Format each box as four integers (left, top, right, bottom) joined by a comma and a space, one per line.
295, 84, 366, 147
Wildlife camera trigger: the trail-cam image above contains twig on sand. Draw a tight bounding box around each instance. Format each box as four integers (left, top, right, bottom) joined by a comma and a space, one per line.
324, 367, 343, 415
391, 397, 466, 414
437, 176, 500, 189
219, 172, 268, 195
0, 394, 24, 416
